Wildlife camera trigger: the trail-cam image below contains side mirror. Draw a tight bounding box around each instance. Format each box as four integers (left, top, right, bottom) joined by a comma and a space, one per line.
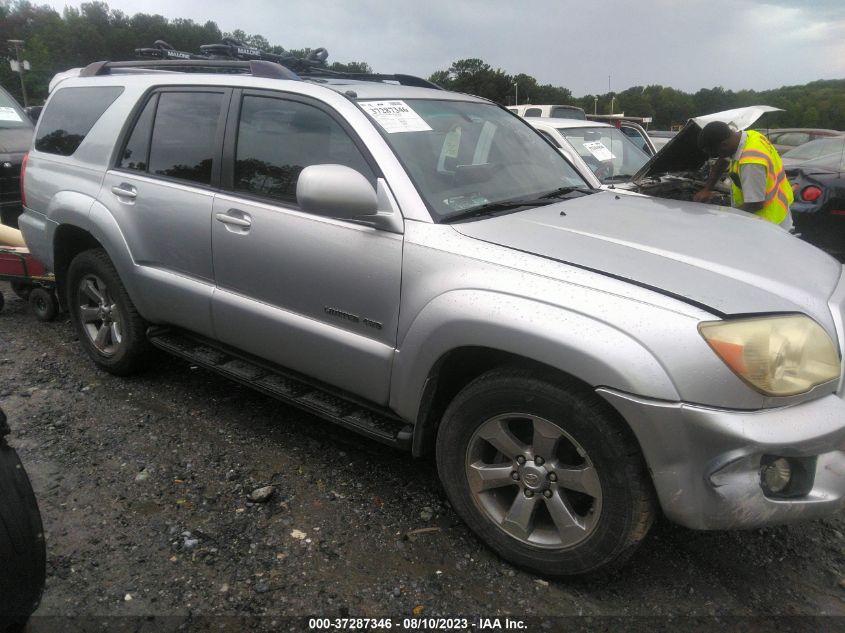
297, 164, 378, 219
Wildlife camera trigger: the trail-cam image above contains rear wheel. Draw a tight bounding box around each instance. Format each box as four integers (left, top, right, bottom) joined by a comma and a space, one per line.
436, 368, 655, 577
66, 249, 150, 375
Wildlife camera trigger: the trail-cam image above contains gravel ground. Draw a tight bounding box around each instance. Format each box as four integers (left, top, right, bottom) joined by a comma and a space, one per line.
1, 280, 844, 632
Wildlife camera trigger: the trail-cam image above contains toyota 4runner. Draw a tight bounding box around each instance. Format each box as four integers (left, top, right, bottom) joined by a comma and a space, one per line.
18, 58, 845, 577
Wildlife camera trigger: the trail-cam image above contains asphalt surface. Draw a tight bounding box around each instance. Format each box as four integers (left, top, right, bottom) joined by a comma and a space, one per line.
0, 280, 843, 632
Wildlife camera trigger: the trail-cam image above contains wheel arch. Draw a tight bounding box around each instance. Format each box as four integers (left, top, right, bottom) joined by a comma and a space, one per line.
396, 290, 680, 458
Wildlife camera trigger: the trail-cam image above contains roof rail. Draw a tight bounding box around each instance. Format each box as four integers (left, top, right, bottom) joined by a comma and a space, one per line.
79, 59, 300, 81
296, 68, 442, 90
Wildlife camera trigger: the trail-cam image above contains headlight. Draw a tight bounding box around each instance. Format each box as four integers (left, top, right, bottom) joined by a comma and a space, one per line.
699, 315, 841, 396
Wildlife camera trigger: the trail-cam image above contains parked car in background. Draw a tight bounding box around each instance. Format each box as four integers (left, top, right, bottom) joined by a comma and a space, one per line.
506, 104, 587, 119
785, 138, 845, 258
528, 118, 648, 186
647, 130, 677, 150
0, 86, 33, 229
766, 128, 843, 154
781, 136, 845, 167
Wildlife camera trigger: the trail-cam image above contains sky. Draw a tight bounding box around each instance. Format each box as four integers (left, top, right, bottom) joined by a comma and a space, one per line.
37, 0, 845, 97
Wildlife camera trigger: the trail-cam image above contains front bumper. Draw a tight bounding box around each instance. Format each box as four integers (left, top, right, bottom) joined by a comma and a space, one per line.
598, 388, 845, 530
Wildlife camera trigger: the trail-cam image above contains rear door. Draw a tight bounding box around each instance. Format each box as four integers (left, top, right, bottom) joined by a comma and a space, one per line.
210, 89, 402, 405
102, 87, 230, 337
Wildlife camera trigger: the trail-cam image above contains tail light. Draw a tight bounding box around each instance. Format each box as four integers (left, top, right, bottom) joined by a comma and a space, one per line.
801, 185, 822, 202
19, 151, 28, 208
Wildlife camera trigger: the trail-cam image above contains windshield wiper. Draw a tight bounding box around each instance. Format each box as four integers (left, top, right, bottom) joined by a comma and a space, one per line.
441, 197, 559, 223
603, 174, 634, 183
537, 185, 595, 199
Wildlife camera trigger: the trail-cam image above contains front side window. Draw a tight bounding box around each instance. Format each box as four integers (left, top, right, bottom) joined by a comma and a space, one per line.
234, 95, 375, 205
147, 91, 224, 186
362, 100, 589, 221
35, 86, 123, 155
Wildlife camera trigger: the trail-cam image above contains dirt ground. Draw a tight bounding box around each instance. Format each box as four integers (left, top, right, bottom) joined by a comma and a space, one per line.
1, 280, 843, 633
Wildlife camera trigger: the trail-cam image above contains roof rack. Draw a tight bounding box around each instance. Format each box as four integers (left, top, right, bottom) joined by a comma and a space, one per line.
80, 59, 300, 80
80, 39, 443, 90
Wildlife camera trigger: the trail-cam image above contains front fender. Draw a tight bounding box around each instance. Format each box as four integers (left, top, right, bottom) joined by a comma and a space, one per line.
389, 289, 680, 423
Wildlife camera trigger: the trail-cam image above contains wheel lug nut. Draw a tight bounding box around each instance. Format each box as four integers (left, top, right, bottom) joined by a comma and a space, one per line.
516, 456, 526, 465
534, 456, 544, 466
524, 490, 534, 498
548, 473, 557, 482
511, 472, 520, 481
543, 490, 553, 498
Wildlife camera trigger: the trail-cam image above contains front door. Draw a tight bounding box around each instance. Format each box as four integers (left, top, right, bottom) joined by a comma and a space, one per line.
211, 91, 402, 405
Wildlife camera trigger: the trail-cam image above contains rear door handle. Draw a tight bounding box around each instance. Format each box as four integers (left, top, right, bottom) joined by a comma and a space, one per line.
111, 184, 137, 200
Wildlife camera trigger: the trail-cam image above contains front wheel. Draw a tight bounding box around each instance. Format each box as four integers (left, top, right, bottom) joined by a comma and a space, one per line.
436, 368, 655, 577
66, 249, 150, 376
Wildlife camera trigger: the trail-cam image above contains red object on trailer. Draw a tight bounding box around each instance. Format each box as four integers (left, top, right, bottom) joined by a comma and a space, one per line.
0, 246, 59, 321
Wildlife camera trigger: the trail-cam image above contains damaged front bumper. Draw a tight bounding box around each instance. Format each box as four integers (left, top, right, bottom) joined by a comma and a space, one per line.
598, 388, 845, 530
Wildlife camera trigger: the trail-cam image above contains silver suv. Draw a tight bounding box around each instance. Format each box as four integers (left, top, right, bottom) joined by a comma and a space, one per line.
19, 59, 845, 577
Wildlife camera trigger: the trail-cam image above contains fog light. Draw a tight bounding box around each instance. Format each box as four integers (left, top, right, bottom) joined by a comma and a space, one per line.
762, 457, 792, 493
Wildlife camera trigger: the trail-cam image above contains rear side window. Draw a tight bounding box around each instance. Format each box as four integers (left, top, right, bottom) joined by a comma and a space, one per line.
35, 86, 123, 155
147, 92, 224, 186
524, 108, 542, 117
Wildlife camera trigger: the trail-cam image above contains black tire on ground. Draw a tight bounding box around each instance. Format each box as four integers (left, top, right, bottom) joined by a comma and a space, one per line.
0, 291, 4, 313
66, 249, 150, 376
28, 287, 58, 322
9, 282, 31, 300
436, 367, 655, 578
0, 439, 46, 630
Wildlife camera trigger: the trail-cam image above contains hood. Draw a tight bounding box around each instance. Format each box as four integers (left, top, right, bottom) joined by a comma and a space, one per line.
451, 190, 841, 332
632, 105, 784, 183
0, 126, 33, 155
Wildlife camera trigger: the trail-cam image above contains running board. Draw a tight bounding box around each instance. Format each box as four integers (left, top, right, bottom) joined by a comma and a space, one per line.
147, 328, 413, 450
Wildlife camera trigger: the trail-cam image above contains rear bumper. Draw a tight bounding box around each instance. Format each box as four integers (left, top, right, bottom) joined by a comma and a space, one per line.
599, 388, 845, 530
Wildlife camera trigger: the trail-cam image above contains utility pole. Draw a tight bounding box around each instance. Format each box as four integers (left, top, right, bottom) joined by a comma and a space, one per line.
593, 96, 598, 115
514, 81, 518, 106
8, 39, 28, 107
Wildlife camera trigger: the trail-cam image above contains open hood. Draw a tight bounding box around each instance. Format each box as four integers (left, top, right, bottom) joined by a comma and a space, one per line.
632, 105, 784, 183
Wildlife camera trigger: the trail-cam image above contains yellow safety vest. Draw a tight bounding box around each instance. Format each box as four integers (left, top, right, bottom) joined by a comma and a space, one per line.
728, 130, 793, 225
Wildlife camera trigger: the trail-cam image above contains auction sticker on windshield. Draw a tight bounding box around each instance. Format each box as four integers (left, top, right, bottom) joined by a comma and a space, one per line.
583, 141, 615, 162
360, 101, 432, 133
0, 107, 22, 122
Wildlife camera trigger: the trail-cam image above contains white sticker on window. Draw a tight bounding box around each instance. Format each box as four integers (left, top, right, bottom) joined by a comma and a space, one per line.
359, 100, 432, 133
583, 141, 614, 162
0, 107, 23, 122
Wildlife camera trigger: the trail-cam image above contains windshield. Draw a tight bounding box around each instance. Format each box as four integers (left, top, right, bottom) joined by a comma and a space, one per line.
556, 125, 650, 184
782, 137, 844, 162
0, 87, 32, 130
359, 100, 589, 221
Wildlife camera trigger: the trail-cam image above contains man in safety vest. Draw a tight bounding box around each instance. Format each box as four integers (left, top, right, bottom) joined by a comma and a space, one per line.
693, 121, 793, 231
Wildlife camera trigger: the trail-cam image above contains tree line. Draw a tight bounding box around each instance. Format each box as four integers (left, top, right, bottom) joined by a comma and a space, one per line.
2, 1, 843, 131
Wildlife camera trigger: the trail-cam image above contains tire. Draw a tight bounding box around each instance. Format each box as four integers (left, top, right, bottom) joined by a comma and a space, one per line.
28, 287, 58, 322
66, 249, 150, 376
9, 282, 31, 300
0, 441, 46, 629
436, 368, 655, 577
0, 291, 4, 314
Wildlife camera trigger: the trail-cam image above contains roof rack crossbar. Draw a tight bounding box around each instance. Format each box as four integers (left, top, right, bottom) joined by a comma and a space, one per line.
79, 59, 301, 81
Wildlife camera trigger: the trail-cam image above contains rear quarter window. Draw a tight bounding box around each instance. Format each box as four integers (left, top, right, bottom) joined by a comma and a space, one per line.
35, 86, 123, 156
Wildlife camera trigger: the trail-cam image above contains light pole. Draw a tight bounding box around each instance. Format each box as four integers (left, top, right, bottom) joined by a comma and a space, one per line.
514, 81, 518, 106
8, 39, 28, 107
593, 96, 598, 115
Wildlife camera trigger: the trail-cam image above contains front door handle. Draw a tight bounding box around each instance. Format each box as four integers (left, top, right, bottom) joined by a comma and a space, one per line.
111, 184, 137, 200
215, 213, 252, 228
